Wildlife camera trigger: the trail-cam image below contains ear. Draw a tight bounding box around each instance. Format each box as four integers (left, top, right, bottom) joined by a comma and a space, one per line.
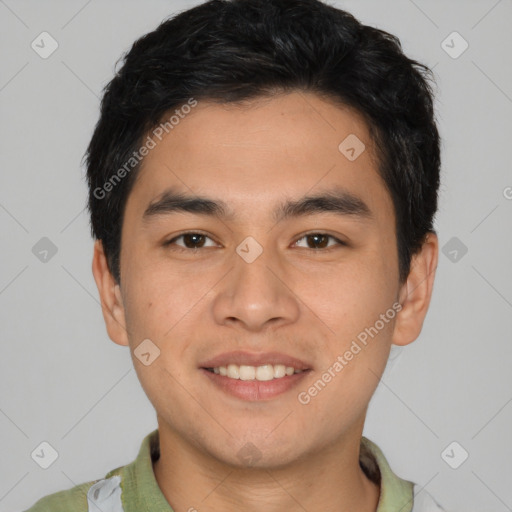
392, 232, 439, 347
91, 240, 129, 346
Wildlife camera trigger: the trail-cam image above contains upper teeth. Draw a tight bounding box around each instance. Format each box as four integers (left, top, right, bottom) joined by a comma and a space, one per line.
212, 364, 303, 381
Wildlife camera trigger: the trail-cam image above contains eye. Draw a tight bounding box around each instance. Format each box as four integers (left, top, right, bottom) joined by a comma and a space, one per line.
163, 231, 346, 251
164, 232, 218, 250
294, 233, 346, 250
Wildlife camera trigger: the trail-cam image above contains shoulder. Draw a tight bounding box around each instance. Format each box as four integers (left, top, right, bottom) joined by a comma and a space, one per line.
23, 480, 95, 512
24, 429, 158, 512
24, 472, 124, 512
411, 485, 447, 512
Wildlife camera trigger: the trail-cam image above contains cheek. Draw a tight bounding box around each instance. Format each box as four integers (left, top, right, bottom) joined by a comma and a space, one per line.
319, 261, 396, 325
306, 252, 398, 365
121, 257, 195, 339
121, 268, 200, 397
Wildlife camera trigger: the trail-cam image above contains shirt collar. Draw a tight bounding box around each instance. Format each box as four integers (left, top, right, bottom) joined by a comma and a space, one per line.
361, 436, 415, 511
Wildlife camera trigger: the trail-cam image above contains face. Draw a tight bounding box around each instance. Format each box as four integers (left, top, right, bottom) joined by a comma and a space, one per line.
93, 91, 436, 468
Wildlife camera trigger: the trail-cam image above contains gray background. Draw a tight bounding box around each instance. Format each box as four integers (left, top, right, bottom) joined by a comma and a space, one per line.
1, 0, 511, 511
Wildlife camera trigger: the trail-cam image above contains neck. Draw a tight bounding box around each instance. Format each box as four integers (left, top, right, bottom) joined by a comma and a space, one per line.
153, 422, 380, 512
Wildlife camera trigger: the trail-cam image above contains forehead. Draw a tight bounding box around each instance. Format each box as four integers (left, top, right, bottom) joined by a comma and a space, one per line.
126, 92, 393, 225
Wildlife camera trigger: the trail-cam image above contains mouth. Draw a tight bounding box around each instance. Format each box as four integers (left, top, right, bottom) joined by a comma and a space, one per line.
199, 351, 312, 401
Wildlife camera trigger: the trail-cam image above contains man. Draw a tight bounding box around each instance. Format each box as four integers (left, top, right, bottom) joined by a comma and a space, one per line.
26, 0, 444, 510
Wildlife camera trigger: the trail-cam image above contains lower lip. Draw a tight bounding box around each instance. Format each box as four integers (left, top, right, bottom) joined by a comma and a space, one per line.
200, 368, 311, 401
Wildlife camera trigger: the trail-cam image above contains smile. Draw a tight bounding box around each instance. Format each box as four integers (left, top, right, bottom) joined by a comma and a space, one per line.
199, 351, 312, 400
205, 363, 305, 381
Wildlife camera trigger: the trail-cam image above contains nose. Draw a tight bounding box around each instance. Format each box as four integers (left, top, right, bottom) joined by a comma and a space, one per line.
211, 245, 300, 332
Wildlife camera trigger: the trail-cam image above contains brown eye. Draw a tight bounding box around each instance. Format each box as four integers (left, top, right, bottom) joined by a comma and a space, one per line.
294, 233, 345, 250
183, 234, 205, 248
165, 232, 216, 250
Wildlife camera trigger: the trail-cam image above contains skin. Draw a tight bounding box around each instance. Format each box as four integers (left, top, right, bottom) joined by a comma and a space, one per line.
92, 91, 438, 512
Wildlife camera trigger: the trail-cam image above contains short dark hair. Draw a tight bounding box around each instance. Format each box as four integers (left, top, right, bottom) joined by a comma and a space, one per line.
85, 0, 440, 286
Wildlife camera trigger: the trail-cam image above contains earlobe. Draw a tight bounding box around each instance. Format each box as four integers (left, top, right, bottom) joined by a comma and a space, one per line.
392, 232, 439, 347
91, 240, 130, 347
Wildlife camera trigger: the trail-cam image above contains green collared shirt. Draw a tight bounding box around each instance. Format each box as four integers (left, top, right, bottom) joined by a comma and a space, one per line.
24, 430, 444, 511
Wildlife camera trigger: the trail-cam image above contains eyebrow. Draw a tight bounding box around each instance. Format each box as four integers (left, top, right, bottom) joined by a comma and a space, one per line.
142, 186, 373, 224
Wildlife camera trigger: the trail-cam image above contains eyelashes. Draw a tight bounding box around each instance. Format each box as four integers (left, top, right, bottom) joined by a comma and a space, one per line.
294, 233, 347, 250
164, 232, 217, 250
164, 231, 347, 252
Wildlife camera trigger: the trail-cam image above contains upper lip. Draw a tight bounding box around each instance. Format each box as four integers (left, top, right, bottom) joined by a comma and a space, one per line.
200, 351, 312, 371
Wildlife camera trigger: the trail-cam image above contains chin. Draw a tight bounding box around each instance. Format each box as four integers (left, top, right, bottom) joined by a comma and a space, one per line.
206, 432, 308, 470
